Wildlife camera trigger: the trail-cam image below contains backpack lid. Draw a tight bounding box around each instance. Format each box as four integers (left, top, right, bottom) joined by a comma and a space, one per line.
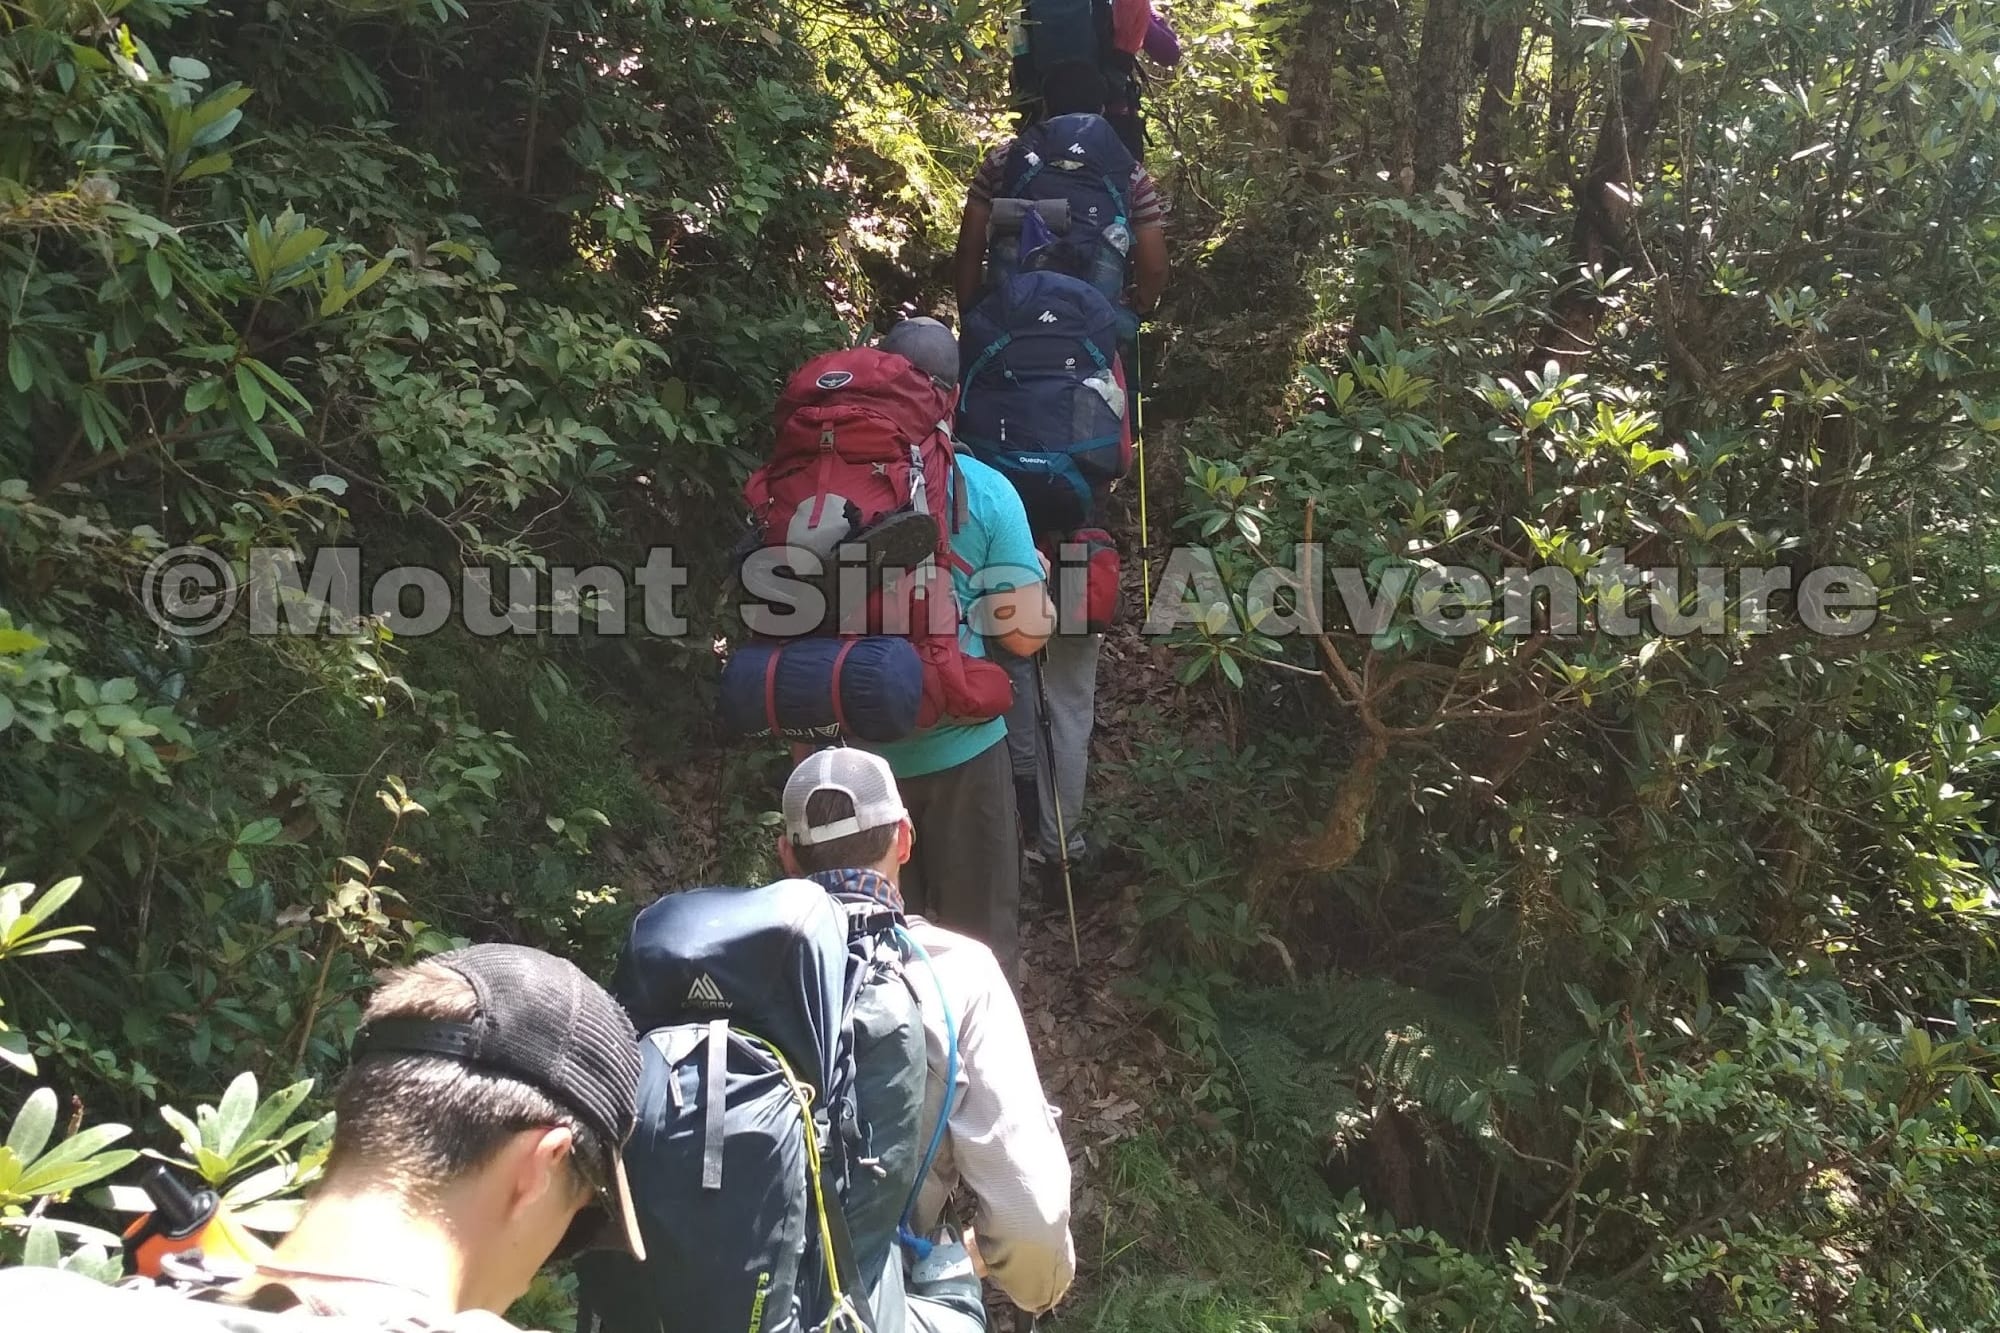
615, 880, 848, 1094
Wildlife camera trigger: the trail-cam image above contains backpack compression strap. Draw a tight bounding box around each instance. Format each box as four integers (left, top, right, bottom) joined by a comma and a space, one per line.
762, 1032, 879, 1333
892, 925, 959, 1260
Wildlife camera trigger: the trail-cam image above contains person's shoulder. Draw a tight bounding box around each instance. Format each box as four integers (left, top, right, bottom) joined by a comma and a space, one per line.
955, 452, 1007, 491
908, 917, 1009, 991
0, 1266, 269, 1333
956, 455, 1027, 517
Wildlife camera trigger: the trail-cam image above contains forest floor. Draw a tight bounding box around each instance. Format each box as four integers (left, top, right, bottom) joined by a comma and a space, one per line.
988, 397, 1248, 1329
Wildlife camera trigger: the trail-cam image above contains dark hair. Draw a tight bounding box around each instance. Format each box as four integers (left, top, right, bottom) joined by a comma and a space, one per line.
1040, 60, 1109, 117
326, 961, 609, 1203
787, 788, 899, 876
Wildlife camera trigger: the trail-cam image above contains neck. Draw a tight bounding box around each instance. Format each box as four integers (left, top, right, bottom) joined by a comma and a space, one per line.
807, 866, 904, 912
272, 1183, 480, 1312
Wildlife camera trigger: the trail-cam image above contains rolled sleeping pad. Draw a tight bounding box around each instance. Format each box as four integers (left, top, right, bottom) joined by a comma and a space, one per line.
720, 636, 925, 744
988, 196, 1072, 237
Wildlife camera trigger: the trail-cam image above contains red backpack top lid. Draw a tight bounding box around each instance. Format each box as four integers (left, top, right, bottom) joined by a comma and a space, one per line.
737, 346, 1015, 732
746, 347, 959, 559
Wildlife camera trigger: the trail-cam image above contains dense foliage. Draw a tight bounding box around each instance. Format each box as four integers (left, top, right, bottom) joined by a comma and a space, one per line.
9, 0, 2000, 1328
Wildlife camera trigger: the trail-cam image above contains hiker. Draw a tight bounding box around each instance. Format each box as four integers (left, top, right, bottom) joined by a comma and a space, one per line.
0, 945, 643, 1332
576, 748, 1073, 1333
999, 572, 1104, 894
955, 61, 1170, 337
723, 317, 1052, 981
955, 84, 1153, 899
1010, 0, 1183, 160
774, 749, 1078, 1327
858, 317, 1056, 982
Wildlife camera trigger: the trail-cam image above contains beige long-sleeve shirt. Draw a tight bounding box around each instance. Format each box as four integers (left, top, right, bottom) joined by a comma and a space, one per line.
903, 919, 1076, 1313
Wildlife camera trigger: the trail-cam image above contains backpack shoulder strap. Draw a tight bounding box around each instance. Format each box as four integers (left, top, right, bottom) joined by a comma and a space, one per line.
891, 925, 959, 1259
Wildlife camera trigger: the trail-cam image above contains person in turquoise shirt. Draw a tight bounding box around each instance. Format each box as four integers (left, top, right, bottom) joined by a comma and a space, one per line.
860, 318, 1052, 983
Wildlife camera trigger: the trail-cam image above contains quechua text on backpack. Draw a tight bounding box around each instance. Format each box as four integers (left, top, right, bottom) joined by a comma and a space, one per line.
723, 348, 1014, 744
958, 270, 1133, 535
575, 879, 946, 1333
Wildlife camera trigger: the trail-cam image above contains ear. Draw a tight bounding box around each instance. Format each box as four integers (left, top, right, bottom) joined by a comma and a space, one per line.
778, 836, 801, 876
894, 819, 914, 868
510, 1125, 579, 1217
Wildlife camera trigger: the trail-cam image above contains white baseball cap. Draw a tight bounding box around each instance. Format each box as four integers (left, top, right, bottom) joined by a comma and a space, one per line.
782, 748, 909, 846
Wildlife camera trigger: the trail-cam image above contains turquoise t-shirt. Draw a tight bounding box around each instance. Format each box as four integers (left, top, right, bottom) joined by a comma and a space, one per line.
863, 456, 1044, 779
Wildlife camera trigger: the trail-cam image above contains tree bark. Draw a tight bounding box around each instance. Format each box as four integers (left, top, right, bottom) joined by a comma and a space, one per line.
1409, 0, 1477, 190
1368, 0, 1417, 189
1547, 0, 1681, 359
1284, 0, 1345, 163
1469, 19, 1528, 203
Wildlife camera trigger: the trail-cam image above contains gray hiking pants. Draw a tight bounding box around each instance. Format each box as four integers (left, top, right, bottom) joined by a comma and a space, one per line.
899, 736, 1023, 983
999, 635, 1100, 859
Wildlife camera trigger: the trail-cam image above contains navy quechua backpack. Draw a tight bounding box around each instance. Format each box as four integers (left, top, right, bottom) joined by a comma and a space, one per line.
575, 880, 934, 1333
987, 112, 1137, 313
958, 269, 1133, 535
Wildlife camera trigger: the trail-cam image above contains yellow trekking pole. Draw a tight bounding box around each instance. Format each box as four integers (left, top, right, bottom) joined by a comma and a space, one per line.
1134, 322, 1151, 619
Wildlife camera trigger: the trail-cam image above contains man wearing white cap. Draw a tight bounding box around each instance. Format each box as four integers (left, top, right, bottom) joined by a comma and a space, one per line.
777, 748, 1077, 1330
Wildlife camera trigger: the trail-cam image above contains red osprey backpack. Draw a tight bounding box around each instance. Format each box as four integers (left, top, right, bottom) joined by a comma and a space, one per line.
727, 347, 1014, 741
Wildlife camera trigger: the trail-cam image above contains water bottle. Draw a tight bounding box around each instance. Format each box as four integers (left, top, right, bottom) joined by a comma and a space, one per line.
1088, 220, 1132, 302
1085, 369, 1124, 418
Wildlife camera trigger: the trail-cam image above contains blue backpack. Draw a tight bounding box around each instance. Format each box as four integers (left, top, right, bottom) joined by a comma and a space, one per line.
958, 269, 1133, 535
575, 881, 956, 1333
986, 112, 1138, 314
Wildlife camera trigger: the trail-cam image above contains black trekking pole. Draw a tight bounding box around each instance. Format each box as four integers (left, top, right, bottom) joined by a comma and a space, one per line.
1030, 650, 1082, 967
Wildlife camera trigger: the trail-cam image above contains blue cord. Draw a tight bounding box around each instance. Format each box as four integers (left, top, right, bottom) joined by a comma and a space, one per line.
894, 925, 957, 1259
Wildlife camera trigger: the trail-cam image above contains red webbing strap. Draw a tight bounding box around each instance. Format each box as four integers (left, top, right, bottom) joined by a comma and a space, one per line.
829, 638, 859, 736
763, 643, 785, 737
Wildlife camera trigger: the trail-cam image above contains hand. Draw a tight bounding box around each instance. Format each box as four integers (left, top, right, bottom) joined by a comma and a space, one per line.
964, 1226, 989, 1279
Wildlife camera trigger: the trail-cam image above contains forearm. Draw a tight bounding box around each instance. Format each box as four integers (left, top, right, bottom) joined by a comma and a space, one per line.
1132, 229, 1168, 313
955, 207, 991, 317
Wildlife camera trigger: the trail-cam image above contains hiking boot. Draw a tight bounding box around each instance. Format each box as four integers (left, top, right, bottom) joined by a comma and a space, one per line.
847, 508, 941, 577
807, 509, 940, 630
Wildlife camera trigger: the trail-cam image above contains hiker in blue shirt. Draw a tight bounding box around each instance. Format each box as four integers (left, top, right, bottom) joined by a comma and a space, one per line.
858, 318, 1054, 985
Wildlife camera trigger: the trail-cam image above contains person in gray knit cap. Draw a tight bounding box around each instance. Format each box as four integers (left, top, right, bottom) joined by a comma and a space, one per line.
881, 316, 960, 386
856, 315, 1054, 984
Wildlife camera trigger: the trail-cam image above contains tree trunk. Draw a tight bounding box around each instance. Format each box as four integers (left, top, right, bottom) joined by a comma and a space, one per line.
1409, 0, 1477, 190
1544, 35, 1582, 193
1284, 0, 1345, 163
1547, 0, 1681, 358
1469, 19, 1528, 203
1368, 0, 1417, 189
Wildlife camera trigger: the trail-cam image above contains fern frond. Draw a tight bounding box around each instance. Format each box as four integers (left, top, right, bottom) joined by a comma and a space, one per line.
1223, 973, 1515, 1133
